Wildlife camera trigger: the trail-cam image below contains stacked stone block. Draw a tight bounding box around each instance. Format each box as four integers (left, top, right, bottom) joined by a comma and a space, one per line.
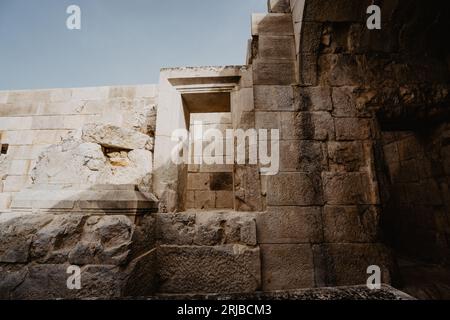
247, 0, 396, 290
250, 5, 320, 291
186, 113, 234, 210
291, 0, 450, 285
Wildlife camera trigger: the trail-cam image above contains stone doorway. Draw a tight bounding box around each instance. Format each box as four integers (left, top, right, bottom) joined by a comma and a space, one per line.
153, 66, 242, 213
186, 112, 234, 210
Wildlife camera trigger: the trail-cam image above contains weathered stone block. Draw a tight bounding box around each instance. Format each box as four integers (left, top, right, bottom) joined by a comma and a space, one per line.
318, 54, 363, 86
31, 214, 85, 264
231, 87, 254, 116
294, 86, 333, 111
187, 173, 210, 190
0, 264, 28, 299
335, 118, 374, 141
215, 191, 234, 208
82, 124, 153, 151
281, 111, 335, 140
268, 0, 290, 13
313, 243, 394, 287
9, 264, 70, 299
0, 213, 53, 263
155, 212, 196, 245
261, 244, 315, 290
323, 172, 377, 205
253, 61, 296, 85
0, 154, 9, 180
234, 165, 263, 211
122, 249, 157, 297
267, 172, 323, 206
328, 141, 366, 172
194, 191, 215, 209
280, 140, 327, 172
323, 205, 380, 243
10, 264, 124, 299
255, 111, 280, 130
252, 13, 294, 36
299, 53, 318, 86
195, 212, 257, 246
254, 85, 295, 111
155, 212, 257, 247
68, 215, 134, 266
332, 86, 372, 117
157, 245, 261, 294
234, 111, 255, 130
257, 206, 323, 244
258, 36, 296, 60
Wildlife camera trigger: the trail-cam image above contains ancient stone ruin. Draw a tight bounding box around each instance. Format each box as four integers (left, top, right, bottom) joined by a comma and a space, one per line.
0, 0, 449, 299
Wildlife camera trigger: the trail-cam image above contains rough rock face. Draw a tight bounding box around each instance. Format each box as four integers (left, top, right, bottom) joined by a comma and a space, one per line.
82, 124, 154, 151
31, 139, 107, 185
0, 212, 156, 299
0, 213, 155, 266
31, 127, 153, 189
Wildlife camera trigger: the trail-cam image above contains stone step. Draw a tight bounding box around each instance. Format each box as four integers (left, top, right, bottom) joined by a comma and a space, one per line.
252, 13, 294, 36
148, 285, 414, 300
9, 184, 158, 216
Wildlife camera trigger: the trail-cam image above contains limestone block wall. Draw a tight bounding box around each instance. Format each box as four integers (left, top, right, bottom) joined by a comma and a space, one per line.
0, 85, 158, 210
246, 0, 397, 291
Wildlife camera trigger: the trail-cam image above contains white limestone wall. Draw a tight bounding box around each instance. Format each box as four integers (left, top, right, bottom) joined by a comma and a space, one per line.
0, 85, 158, 209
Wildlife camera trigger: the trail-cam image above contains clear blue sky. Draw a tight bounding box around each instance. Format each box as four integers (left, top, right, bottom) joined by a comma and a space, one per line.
0, 0, 266, 90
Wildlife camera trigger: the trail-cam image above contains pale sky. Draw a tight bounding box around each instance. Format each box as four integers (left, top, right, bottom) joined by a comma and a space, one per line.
0, 0, 266, 90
